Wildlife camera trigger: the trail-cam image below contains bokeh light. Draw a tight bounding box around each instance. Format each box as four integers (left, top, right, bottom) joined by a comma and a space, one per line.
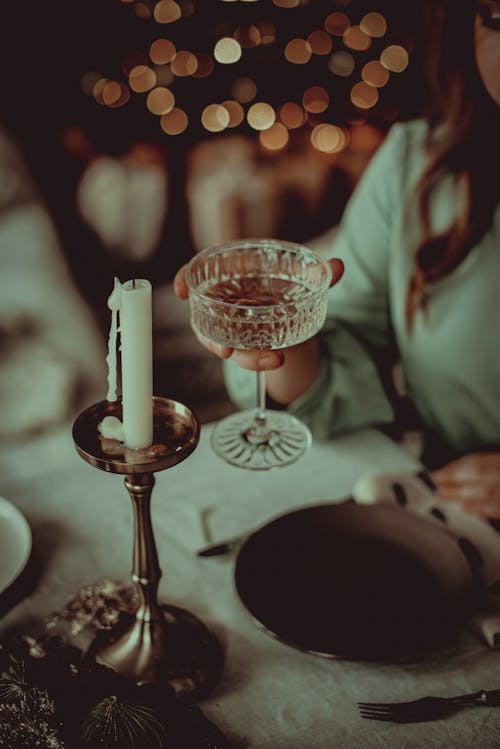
259, 122, 290, 150
192, 53, 214, 78
328, 50, 355, 77
350, 81, 379, 108
247, 102, 276, 131
146, 86, 175, 114
102, 81, 130, 108
361, 60, 389, 87
214, 37, 242, 64
81, 71, 101, 96
201, 103, 230, 132
302, 86, 329, 114
128, 65, 157, 92
154, 0, 181, 24
279, 102, 306, 129
222, 100, 245, 128
160, 107, 188, 134
234, 25, 261, 48
343, 25, 372, 52
92, 78, 110, 105
135, 3, 151, 19
153, 65, 175, 86
171, 50, 198, 76
285, 39, 312, 64
324, 12, 350, 36
311, 123, 347, 153
380, 45, 409, 72
360, 12, 387, 38
149, 39, 176, 65
307, 30, 333, 56
258, 21, 276, 45
231, 76, 257, 103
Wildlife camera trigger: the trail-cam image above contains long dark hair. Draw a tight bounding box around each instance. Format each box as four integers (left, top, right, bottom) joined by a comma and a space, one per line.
406, 0, 500, 327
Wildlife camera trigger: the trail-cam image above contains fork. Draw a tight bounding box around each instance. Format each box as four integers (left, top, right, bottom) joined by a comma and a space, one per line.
358, 688, 500, 723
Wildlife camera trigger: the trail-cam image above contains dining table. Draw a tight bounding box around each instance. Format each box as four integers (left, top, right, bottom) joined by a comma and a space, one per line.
1, 413, 500, 749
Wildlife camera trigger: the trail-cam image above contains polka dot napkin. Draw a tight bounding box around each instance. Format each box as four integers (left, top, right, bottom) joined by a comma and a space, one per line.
352, 470, 500, 648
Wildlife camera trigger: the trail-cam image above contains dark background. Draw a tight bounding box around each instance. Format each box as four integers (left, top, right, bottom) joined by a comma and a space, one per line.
0, 0, 426, 304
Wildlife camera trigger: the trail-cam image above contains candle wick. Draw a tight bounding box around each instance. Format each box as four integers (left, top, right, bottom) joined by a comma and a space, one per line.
132, 279, 136, 288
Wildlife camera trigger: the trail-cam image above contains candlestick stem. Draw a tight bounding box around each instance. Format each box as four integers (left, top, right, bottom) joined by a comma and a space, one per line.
126, 473, 161, 623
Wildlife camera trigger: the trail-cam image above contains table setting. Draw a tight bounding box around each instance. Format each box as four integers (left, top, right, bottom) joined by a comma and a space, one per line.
1, 239, 500, 748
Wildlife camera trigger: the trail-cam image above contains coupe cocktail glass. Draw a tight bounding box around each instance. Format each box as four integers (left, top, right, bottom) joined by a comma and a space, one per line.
186, 239, 331, 470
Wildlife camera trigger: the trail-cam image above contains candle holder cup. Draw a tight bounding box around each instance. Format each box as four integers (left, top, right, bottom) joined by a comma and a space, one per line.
72, 396, 223, 700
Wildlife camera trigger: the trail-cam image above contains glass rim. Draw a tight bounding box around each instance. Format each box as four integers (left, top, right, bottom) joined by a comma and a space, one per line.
185, 238, 333, 312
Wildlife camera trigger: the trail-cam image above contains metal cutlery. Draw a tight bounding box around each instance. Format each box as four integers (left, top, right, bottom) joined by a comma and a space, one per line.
358, 688, 500, 723
197, 534, 247, 557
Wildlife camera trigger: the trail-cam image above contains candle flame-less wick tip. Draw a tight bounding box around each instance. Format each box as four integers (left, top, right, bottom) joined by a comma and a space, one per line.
132, 279, 136, 288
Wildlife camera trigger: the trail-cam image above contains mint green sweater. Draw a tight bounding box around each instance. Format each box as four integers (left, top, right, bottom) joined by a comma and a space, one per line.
223, 120, 500, 453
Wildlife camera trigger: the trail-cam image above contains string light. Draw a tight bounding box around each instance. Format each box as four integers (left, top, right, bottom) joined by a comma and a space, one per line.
170, 51, 198, 76
149, 39, 176, 65
231, 76, 257, 103
350, 81, 379, 109
160, 107, 188, 134
146, 86, 175, 114
284, 39, 312, 64
247, 102, 276, 130
343, 25, 372, 52
302, 86, 329, 114
259, 122, 289, 150
362, 60, 389, 88
128, 65, 157, 92
90, 1, 412, 140
324, 12, 350, 37
307, 30, 333, 56
154, 0, 181, 24
201, 103, 230, 132
328, 50, 355, 77
380, 45, 409, 73
214, 37, 242, 64
279, 102, 306, 129
360, 12, 387, 38
222, 100, 245, 127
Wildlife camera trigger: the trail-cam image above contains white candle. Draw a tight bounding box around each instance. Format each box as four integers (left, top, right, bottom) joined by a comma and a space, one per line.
120, 279, 153, 450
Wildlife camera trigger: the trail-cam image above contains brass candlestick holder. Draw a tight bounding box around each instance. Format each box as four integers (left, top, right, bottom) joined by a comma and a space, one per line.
72, 396, 223, 700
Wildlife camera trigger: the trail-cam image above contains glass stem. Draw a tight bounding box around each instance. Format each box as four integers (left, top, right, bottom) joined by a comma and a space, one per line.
254, 370, 267, 431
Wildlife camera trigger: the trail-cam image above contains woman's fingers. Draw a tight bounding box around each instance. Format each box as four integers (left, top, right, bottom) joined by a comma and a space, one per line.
328, 257, 345, 287
431, 452, 500, 518
230, 348, 285, 371
193, 329, 284, 370
193, 330, 233, 359
173, 264, 189, 299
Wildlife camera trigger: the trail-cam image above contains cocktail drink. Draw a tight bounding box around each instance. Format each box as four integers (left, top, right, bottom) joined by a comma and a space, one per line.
186, 239, 332, 469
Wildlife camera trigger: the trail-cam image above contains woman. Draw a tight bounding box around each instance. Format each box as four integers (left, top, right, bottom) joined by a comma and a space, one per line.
175, 0, 500, 517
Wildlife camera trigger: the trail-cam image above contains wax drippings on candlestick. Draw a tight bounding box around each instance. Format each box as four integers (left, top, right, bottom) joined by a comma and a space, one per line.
98, 415, 125, 442
106, 277, 121, 402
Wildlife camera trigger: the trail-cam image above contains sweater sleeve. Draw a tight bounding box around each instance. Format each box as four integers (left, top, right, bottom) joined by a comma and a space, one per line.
223, 123, 411, 439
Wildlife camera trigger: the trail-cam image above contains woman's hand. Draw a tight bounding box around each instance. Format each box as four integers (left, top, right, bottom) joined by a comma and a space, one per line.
173, 256, 344, 372
431, 452, 500, 519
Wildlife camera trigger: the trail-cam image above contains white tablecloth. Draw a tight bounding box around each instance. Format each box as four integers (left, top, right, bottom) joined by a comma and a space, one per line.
1, 420, 500, 748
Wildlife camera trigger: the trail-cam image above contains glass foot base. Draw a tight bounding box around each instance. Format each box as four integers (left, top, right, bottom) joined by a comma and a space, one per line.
211, 410, 312, 469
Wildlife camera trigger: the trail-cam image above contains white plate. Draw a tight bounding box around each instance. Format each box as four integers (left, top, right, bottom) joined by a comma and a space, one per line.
0, 495, 32, 595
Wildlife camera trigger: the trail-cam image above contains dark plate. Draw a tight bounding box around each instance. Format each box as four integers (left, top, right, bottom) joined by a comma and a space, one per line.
234, 502, 478, 660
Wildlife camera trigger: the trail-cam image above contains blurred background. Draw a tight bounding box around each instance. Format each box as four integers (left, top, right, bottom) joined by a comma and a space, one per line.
0, 0, 426, 436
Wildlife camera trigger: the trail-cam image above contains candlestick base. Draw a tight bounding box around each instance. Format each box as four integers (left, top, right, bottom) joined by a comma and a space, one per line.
88, 603, 223, 699
72, 397, 223, 700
